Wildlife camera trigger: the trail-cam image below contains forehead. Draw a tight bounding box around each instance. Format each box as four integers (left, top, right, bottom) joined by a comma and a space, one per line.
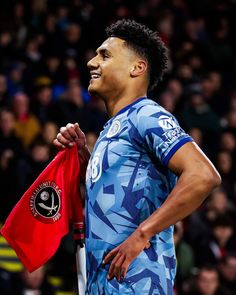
97, 37, 128, 54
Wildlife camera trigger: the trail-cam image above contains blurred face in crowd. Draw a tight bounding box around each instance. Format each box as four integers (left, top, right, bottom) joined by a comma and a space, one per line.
213, 225, 233, 247
14, 2, 25, 19
0, 110, 15, 136
207, 189, 228, 215
158, 91, 176, 113
166, 79, 183, 100
220, 132, 236, 152
66, 24, 81, 43
87, 37, 144, 101
227, 110, 236, 128
0, 32, 12, 46
0, 74, 7, 95
12, 92, 29, 117
177, 64, 192, 80
220, 256, 236, 281
188, 128, 203, 147
37, 86, 52, 105
10, 67, 23, 83
216, 151, 232, 174
201, 78, 216, 97
209, 72, 221, 91
46, 56, 60, 72
190, 93, 205, 107
197, 269, 219, 295
67, 82, 83, 106
42, 122, 58, 144
229, 96, 236, 110
31, 144, 50, 163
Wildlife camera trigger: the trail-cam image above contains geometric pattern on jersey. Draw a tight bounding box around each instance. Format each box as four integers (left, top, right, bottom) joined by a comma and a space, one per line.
85, 97, 193, 294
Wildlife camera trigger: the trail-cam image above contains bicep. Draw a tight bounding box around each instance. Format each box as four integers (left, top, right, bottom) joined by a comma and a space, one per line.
168, 141, 215, 177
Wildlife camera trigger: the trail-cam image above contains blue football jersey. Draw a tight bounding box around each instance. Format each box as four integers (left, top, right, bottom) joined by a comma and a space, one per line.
85, 97, 193, 294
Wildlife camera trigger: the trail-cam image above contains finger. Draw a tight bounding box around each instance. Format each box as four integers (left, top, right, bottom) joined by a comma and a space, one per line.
103, 248, 118, 264
66, 125, 80, 141
122, 260, 130, 279
60, 125, 78, 142
56, 133, 73, 146
53, 138, 65, 149
107, 252, 122, 280
144, 241, 151, 249
113, 255, 126, 282
74, 123, 86, 140
59, 127, 73, 140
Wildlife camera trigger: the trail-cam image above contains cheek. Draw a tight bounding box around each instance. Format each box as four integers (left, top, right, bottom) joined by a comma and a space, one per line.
104, 67, 129, 86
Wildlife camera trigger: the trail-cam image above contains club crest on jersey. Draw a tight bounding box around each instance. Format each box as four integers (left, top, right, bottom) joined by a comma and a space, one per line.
159, 115, 178, 129
107, 120, 121, 138
30, 181, 61, 223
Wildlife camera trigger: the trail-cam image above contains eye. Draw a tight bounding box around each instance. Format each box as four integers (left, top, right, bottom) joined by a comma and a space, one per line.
102, 54, 109, 60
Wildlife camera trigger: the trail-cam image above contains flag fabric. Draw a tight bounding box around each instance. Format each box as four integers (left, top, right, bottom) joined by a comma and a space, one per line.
0, 145, 83, 272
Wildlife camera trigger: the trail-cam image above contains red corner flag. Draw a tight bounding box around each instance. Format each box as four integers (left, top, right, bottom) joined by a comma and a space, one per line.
0, 145, 83, 272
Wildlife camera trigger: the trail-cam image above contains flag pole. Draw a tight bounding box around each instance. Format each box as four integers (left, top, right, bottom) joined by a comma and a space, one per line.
73, 222, 86, 295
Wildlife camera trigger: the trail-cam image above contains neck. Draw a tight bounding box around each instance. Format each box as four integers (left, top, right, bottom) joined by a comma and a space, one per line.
104, 91, 147, 117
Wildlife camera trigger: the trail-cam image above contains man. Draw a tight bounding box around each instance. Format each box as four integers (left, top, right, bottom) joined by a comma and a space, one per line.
219, 253, 236, 294
186, 266, 231, 295
54, 19, 221, 294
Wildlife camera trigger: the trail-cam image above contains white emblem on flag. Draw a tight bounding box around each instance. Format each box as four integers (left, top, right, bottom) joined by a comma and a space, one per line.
30, 181, 61, 223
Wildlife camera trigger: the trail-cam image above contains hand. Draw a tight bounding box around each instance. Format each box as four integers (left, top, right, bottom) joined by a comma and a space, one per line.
53, 123, 90, 180
102, 231, 151, 282
53, 123, 86, 150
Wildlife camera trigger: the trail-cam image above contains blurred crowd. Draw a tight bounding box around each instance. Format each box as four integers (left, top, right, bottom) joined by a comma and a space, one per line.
0, 0, 236, 294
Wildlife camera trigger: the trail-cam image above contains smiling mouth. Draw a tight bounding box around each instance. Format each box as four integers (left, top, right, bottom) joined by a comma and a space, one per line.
91, 74, 101, 79
90, 71, 101, 81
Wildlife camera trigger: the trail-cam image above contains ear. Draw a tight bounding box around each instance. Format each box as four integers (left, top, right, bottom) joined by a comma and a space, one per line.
130, 60, 148, 77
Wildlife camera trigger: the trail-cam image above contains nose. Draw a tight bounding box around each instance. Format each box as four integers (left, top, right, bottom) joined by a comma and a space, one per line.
87, 55, 99, 70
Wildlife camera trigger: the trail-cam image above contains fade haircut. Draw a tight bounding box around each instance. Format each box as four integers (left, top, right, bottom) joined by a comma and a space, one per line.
106, 19, 168, 91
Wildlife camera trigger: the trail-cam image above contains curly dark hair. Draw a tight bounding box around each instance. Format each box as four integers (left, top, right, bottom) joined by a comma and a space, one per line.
106, 19, 168, 91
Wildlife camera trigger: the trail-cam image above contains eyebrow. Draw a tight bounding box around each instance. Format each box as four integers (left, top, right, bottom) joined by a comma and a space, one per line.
96, 47, 112, 56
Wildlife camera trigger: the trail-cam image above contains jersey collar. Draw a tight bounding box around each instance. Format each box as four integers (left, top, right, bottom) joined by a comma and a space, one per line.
114, 96, 147, 117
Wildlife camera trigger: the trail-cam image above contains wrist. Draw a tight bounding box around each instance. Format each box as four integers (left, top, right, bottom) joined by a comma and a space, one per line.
135, 224, 152, 242
136, 221, 156, 241
78, 145, 90, 163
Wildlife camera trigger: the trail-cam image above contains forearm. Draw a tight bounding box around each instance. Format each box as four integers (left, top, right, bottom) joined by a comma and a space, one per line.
78, 145, 91, 181
136, 170, 220, 241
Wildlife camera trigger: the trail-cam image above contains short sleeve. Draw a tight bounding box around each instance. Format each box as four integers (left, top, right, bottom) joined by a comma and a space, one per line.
137, 106, 193, 166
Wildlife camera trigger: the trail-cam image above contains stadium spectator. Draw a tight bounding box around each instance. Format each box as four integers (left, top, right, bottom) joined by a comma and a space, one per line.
219, 253, 236, 295
196, 214, 236, 267
185, 266, 231, 295
11, 91, 41, 148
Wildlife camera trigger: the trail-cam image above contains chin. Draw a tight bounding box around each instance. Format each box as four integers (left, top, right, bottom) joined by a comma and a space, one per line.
88, 85, 101, 98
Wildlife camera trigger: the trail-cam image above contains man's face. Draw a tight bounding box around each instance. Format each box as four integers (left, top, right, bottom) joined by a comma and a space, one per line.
220, 257, 236, 281
197, 270, 219, 295
87, 37, 136, 100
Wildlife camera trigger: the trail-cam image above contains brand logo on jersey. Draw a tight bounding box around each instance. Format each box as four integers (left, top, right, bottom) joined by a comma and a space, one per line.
30, 181, 61, 223
86, 153, 102, 183
107, 120, 121, 138
159, 115, 177, 129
